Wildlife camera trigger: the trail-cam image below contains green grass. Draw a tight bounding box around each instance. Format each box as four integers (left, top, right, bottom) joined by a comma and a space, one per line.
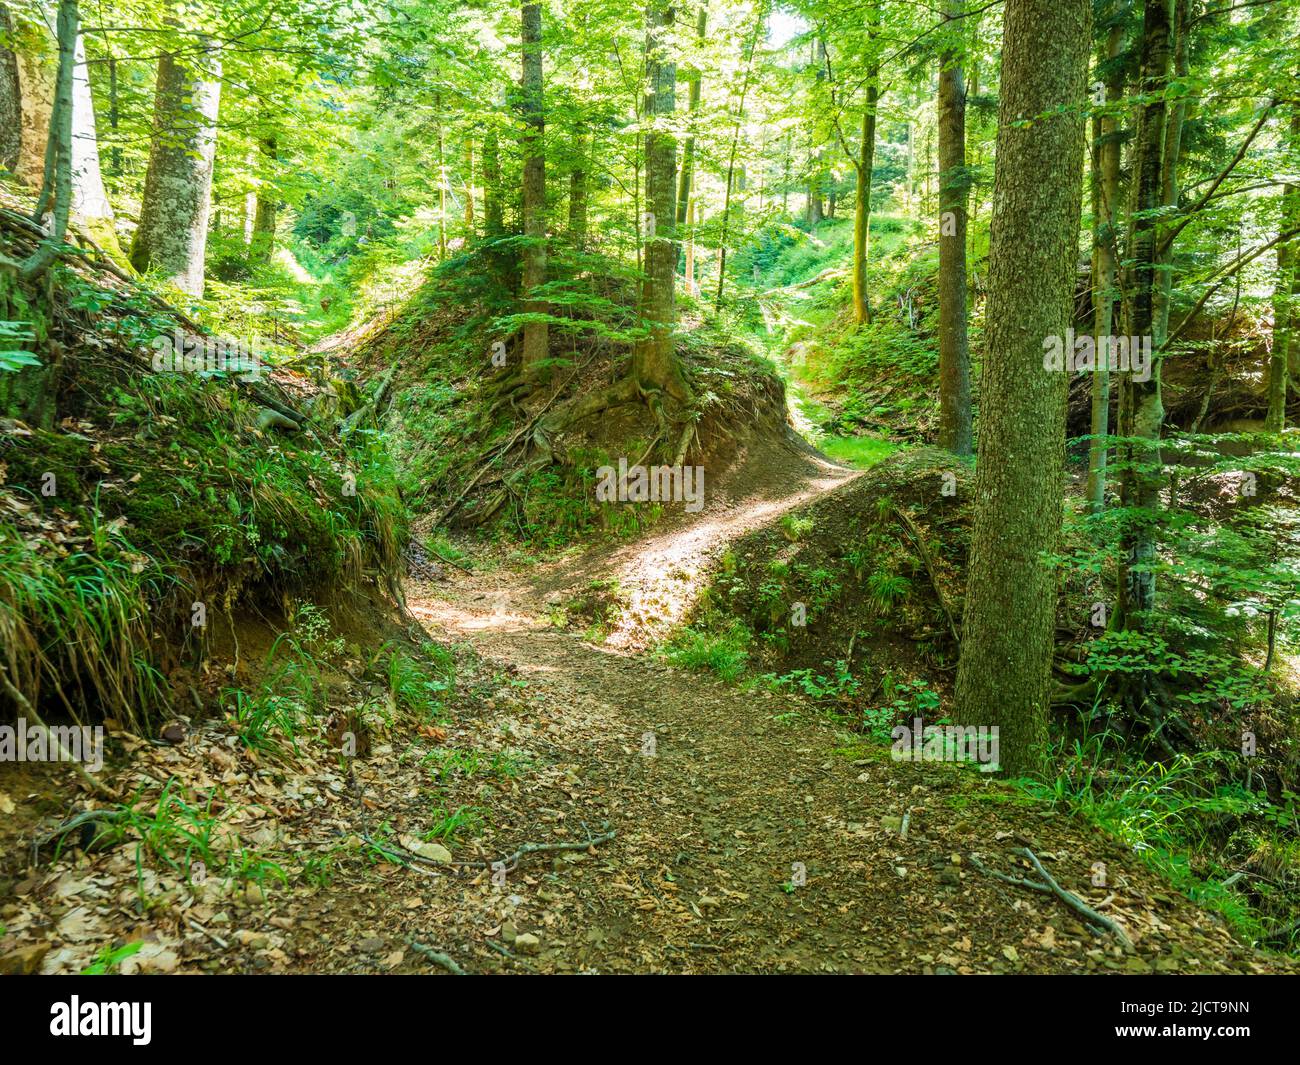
816, 434, 898, 469
662, 621, 752, 682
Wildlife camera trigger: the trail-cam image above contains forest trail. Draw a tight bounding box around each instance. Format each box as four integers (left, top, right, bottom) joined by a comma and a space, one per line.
335, 451, 1285, 975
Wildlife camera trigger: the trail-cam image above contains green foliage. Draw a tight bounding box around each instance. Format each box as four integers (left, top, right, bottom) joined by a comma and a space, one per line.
662, 621, 752, 682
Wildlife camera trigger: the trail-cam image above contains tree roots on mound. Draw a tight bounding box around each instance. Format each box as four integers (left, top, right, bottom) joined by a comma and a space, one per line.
439, 369, 699, 530
1052, 669, 1196, 757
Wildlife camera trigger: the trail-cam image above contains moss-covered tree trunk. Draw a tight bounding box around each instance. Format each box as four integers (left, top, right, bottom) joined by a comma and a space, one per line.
953, 0, 1090, 778
130, 35, 221, 296
632, 0, 689, 403
936, 0, 971, 456
519, 2, 548, 376
1117, 0, 1171, 628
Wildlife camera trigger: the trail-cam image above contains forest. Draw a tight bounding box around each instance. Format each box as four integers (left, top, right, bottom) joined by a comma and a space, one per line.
0, 0, 1298, 989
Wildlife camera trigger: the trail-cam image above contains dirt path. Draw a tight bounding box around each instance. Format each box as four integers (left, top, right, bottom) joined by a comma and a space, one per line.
365, 450, 1291, 975
5, 443, 1289, 976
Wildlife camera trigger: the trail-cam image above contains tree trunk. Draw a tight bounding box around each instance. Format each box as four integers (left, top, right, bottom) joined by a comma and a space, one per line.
851, 92, 877, 325
675, 6, 705, 231
1266, 93, 1300, 431
483, 125, 503, 239
249, 137, 277, 266
954, 0, 1091, 778
7, 3, 117, 252
11, 0, 74, 284
1086, 13, 1125, 513
1117, 0, 1171, 629
1152, 0, 1188, 348
936, 0, 971, 455
520, 2, 548, 375
0, 4, 21, 173
632, 0, 688, 402
569, 128, 588, 250
130, 34, 221, 297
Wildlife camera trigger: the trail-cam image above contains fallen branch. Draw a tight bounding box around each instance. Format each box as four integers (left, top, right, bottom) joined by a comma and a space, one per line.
484, 938, 538, 972
407, 938, 467, 975
451, 826, 617, 873
971, 848, 1132, 947
0, 668, 118, 800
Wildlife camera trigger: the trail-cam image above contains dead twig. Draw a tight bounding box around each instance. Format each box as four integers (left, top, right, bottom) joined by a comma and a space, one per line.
450, 826, 617, 873
970, 848, 1133, 947
484, 938, 539, 972
407, 938, 467, 975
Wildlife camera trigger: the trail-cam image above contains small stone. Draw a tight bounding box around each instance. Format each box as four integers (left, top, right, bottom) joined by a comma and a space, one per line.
514, 932, 541, 956
0, 943, 50, 975
357, 937, 386, 954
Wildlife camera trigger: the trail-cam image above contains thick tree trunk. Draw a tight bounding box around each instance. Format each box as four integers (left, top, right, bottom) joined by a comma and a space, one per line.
936, 0, 971, 456
1086, 14, 1125, 513
954, 0, 1090, 778
0, 5, 21, 173
130, 36, 221, 296
1117, 0, 1171, 629
632, 1, 688, 402
520, 2, 548, 375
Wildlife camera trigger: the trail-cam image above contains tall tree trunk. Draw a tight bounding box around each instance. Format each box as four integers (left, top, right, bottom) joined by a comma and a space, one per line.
954, 0, 1091, 778
936, 0, 972, 455
569, 127, 588, 249
249, 137, 277, 266
6, 3, 117, 253
1266, 88, 1300, 431
483, 124, 503, 239
520, 2, 548, 375
464, 136, 476, 236
714, 11, 763, 310
633, 0, 688, 402
129, 34, 221, 297
0, 4, 22, 173
8, 0, 74, 283
1152, 0, 1188, 348
675, 6, 705, 231
1086, 12, 1125, 513
851, 91, 877, 325
1117, 0, 1171, 629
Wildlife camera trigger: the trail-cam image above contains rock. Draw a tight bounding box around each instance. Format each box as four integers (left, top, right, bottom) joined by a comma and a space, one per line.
0, 943, 50, 975
513, 933, 541, 956
398, 835, 452, 864
501, 922, 518, 945
357, 937, 386, 954
243, 883, 266, 906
